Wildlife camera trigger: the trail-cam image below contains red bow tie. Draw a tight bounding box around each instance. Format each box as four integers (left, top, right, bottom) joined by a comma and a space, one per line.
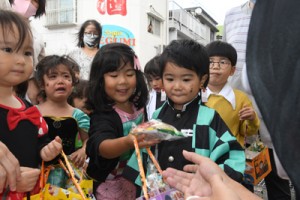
7, 106, 42, 131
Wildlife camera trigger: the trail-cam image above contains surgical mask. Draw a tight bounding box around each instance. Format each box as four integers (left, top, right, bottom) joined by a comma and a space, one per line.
83, 33, 98, 48
12, 0, 38, 19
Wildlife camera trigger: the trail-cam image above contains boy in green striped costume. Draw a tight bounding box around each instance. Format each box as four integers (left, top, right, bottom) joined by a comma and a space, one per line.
123, 40, 245, 192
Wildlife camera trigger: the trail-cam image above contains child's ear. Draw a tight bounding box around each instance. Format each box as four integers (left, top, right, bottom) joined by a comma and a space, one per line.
199, 74, 208, 89
230, 66, 236, 76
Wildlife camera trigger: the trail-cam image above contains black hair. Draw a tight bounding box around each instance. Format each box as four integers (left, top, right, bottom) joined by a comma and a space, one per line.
68, 79, 88, 106
86, 43, 148, 113
77, 19, 102, 48
159, 39, 210, 87
144, 55, 161, 79
0, 10, 33, 96
0, 10, 32, 52
205, 41, 237, 66
35, 55, 77, 98
9, 0, 46, 18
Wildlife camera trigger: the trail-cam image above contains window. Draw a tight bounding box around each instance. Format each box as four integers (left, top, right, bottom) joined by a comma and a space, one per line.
46, 0, 77, 27
147, 15, 161, 36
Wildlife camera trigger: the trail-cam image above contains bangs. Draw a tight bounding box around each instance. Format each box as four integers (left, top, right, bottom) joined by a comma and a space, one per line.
102, 52, 133, 73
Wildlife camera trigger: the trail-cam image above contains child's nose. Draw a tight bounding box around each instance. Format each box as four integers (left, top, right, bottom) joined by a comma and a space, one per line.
15, 54, 26, 65
118, 74, 127, 84
174, 81, 182, 89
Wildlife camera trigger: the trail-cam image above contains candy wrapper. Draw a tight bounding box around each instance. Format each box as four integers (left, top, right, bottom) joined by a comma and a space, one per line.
130, 119, 185, 141
136, 162, 184, 200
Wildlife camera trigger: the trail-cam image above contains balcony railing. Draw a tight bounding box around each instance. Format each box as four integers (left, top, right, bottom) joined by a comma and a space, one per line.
46, 8, 77, 27
169, 0, 206, 41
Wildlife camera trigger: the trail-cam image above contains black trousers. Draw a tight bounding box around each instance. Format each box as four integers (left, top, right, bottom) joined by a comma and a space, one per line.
264, 149, 292, 200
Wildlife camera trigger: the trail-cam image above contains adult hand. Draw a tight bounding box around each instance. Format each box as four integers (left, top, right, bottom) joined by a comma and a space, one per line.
163, 150, 245, 200
0, 141, 20, 192
163, 150, 225, 197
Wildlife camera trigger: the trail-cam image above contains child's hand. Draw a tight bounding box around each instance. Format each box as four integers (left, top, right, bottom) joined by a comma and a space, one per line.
69, 148, 86, 168
239, 106, 256, 121
0, 142, 21, 192
40, 136, 63, 161
127, 134, 160, 149
16, 167, 40, 193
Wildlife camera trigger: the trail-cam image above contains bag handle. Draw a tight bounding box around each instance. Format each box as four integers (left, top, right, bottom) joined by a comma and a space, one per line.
39, 151, 87, 200
133, 137, 164, 200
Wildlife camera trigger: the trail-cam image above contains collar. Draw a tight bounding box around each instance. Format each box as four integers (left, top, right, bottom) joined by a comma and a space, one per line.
204, 82, 236, 110
166, 94, 200, 112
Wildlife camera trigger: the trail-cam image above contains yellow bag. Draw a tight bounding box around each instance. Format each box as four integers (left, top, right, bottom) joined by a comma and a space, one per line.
24, 151, 95, 200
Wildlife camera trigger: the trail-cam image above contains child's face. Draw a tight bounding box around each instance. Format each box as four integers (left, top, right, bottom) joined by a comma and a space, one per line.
42, 64, 73, 101
73, 97, 90, 114
104, 62, 136, 107
0, 25, 33, 88
162, 62, 207, 110
148, 75, 163, 92
208, 56, 235, 89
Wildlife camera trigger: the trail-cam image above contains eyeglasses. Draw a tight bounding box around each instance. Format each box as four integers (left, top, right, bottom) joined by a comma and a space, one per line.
209, 60, 231, 70
84, 32, 99, 38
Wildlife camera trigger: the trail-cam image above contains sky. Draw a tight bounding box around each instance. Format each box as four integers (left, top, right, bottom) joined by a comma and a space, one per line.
174, 0, 248, 25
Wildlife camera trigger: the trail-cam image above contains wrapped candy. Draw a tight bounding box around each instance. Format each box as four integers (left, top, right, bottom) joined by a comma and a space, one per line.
130, 120, 185, 200
130, 119, 185, 141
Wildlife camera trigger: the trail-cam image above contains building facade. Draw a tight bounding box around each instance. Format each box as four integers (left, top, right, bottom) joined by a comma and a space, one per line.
31, 0, 217, 67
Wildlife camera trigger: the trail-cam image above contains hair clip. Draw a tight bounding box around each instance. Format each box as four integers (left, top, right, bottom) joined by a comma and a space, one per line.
134, 55, 141, 71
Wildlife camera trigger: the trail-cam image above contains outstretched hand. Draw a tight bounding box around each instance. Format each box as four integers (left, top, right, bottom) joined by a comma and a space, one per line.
162, 150, 241, 200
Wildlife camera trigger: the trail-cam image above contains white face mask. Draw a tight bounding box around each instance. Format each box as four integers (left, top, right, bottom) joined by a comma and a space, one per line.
83, 33, 98, 48
12, 0, 38, 19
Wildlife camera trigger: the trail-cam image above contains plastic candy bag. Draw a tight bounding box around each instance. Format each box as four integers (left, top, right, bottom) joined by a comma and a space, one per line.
130, 119, 185, 141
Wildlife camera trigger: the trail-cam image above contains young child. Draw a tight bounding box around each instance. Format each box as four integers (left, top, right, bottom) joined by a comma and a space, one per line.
68, 79, 91, 115
125, 39, 246, 188
85, 43, 159, 199
0, 10, 62, 199
144, 55, 166, 120
204, 41, 260, 146
35, 55, 90, 167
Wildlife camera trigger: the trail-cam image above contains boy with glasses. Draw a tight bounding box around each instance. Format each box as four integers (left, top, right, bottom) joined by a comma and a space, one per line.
203, 41, 260, 147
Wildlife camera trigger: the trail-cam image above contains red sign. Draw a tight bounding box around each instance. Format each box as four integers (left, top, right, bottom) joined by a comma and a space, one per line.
97, 0, 127, 16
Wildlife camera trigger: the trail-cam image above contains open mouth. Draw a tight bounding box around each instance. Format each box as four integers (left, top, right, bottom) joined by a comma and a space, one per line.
56, 87, 66, 92
117, 89, 129, 94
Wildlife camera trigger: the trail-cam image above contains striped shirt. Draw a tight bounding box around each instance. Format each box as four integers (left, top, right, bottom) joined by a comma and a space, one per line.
223, 2, 253, 90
